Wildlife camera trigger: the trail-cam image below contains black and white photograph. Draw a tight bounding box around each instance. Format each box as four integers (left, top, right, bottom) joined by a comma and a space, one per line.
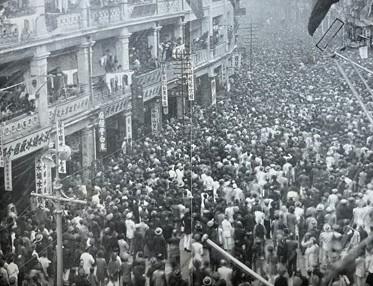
2, 0, 373, 286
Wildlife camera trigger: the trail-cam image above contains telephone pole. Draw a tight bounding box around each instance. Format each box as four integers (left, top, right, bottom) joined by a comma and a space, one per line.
31, 122, 86, 286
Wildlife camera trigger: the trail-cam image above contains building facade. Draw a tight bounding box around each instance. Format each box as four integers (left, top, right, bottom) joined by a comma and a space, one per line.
0, 0, 240, 209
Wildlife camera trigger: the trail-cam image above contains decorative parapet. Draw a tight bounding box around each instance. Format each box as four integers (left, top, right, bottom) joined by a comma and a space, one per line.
49, 95, 90, 122
3, 113, 40, 140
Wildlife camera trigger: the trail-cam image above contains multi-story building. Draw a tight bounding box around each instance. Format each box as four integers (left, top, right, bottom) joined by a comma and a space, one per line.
0, 0, 240, 209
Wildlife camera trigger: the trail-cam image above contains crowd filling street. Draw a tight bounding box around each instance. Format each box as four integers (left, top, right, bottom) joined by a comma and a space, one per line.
3, 4, 373, 286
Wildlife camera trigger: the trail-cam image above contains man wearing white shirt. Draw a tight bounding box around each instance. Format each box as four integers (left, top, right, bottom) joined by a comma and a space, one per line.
80, 250, 95, 275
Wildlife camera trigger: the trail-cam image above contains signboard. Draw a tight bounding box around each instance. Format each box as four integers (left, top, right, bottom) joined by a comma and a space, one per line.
4, 158, 12, 191
187, 60, 195, 101
0, 124, 4, 168
161, 64, 168, 109
151, 105, 160, 134
359, 46, 369, 59
56, 120, 66, 174
211, 78, 217, 106
316, 18, 344, 51
98, 111, 107, 152
2, 128, 51, 160
126, 114, 132, 140
35, 158, 47, 206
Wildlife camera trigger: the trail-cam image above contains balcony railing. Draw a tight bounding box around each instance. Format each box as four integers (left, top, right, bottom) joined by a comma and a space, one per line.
213, 42, 227, 57
133, 68, 161, 87
46, 12, 81, 33
192, 49, 209, 66
158, 0, 182, 14
2, 113, 40, 139
128, 2, 157, 18
90, 4, 123, 26
49, 94, 90, 122
92, 72, 131, 106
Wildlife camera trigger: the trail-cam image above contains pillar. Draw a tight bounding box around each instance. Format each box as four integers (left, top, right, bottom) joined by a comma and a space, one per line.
176, 95, 183, 119
79, 0, 91, 29
30, 46, 50, 127
81, 127, 96, 183
77, 39, 95, 100
116, 28, 131, 71
32, 0, 47, 36
149, 25, 162, 60
176, 17, 185, 43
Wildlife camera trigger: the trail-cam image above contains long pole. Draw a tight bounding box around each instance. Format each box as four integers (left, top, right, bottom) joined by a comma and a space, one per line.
352, 64, 373, 101
335, 60, 373, 125
206, 239, 273, 286
54, 122, 63, 286
334, 51, 373, 75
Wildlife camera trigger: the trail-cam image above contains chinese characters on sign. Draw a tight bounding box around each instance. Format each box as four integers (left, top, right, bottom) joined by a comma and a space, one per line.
187, 59, 195, 101
0, 124, 4, 168
151, 105, 160, 135
98, 111, 107, 152
56, 120, 66, 174
211, 78, 217, 106
161, 64, 169, 114
35, 158, 48, 207
2, 129, 51, 160
4, 158, 12, 191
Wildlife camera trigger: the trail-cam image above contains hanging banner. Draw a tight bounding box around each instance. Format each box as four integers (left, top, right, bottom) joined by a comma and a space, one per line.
187, 60, 195, 101
56, 120, 66, 174
4, 158, 12, 191
0, 124, 4, 168
161, 64, 168, 110
126, 114, 132, 140
98, 111, 107, 152
211, 78, 217, 106
151, 105, 160, 134
35, 158, 47, 206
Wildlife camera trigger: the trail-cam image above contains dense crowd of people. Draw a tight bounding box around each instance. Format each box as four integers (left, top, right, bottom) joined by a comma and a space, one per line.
4, 3, 373, 286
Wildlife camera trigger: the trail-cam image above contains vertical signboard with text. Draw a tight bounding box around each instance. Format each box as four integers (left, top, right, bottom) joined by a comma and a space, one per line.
56, 120, 66, 174
151, 105, 160, 135
4, 157, 12, 191
187, 59, 195, 101
161, 64, 169, 114
98, 111, 107, 152
211, 78, 217, 106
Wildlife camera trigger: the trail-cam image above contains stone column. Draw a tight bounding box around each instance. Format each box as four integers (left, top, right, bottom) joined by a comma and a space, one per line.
77, 39, 95, 101
79, 0, 91, 29
176, 95, 183, 119
176, 17, 185, 43
152, 25, 162, 60
81, 126, 96, 183
32, 0, 47, 36
30, 46, 50, 127
116, 28, 131, 71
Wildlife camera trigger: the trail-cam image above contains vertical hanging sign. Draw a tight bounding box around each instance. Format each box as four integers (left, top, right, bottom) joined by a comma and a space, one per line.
211, 78, 217, 106
56, 120, 66, 174
161, 64, 169, 115
0, 124, 4, 168
35, 158, 47, 206
4, 158, 12, 191
98, 111, 107, 152
187, 59, 195, 101
151, 105, 160, 135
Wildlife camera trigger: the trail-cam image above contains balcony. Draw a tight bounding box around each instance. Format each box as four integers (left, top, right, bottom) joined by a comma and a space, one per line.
128, 1, 157, 18
48, 84, 90, 121
92, 71, 132, 107
2, 113, 40, 140
49, 94, 90, 122
90, 4, 123, 26
46, 12, 81, 33
213, 42, 227, 57
192, 49, 209, 67
133, 68, 161, 87
158, 0, 182, 14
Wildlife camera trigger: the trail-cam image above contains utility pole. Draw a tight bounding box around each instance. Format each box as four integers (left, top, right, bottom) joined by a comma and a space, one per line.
31, 124, 86, 286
